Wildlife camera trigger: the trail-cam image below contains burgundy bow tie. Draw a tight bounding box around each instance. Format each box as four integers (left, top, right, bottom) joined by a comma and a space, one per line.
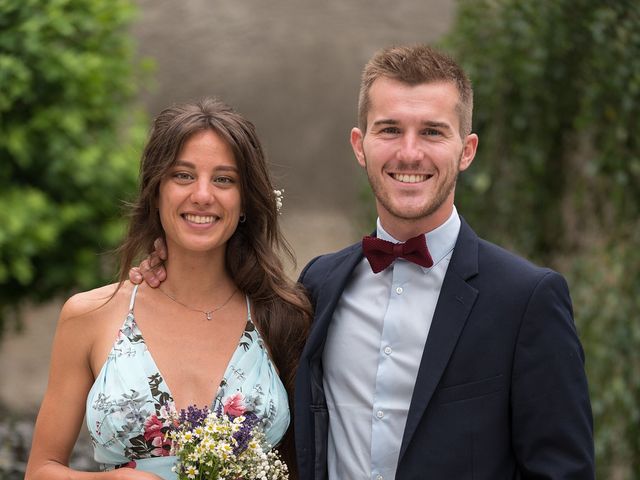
362, 234, 434, 273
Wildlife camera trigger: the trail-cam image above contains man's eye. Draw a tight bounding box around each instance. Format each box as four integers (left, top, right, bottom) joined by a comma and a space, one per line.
425, 128, 441, 136
380, 127, 400, 134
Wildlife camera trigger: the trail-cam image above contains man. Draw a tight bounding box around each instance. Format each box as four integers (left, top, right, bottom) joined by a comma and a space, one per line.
291, 45, 593, 480
132, 45, 594, 479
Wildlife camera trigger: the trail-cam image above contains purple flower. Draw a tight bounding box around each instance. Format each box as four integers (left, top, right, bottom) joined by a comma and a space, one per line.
232, 411, 260, 455
178, 404, 210, 429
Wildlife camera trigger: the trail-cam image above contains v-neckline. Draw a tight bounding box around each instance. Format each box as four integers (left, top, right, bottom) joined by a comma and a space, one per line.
126, 286, 253, 412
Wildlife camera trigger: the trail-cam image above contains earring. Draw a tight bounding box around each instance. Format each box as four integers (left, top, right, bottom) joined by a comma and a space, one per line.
239, 213, 246, 223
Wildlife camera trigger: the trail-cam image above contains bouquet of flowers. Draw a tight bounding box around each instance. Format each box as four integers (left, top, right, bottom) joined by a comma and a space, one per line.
167, 403, 289, 480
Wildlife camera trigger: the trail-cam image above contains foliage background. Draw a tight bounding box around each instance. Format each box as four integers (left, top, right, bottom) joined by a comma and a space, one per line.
0, 0, 148, 334
445, 0, 640, 477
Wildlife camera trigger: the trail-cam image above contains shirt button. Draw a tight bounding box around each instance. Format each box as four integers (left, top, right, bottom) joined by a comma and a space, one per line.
376, 476, 384, 480
395, 286, 403, 294
384, 346, 392, 355
376, 410, 384, 419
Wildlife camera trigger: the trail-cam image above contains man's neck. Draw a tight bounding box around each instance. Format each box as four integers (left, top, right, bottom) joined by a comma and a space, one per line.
379, 205, 454, 241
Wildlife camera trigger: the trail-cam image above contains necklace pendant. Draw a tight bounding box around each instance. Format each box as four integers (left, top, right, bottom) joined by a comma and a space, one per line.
205, 311, 212, 321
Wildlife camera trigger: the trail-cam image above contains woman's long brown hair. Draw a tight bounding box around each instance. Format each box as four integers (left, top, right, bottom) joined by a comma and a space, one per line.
117, 98, 312, 476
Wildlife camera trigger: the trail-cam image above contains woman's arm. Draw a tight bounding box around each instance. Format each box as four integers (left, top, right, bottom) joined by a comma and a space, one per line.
24, 293, 161, 480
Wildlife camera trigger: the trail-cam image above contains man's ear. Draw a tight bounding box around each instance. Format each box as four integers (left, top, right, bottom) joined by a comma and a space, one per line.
350, 127, 366, 168
459, 133, 478, 172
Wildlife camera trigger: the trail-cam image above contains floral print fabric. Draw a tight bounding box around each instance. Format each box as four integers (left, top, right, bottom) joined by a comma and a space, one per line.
85, 285, 289, 479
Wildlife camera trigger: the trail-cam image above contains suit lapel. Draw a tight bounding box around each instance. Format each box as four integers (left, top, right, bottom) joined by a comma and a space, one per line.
301, 242, 364, 362
295, 243, 363, 476
399, 218, 480, 460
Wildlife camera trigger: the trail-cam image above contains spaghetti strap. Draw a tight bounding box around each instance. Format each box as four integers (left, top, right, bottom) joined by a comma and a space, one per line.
245, 295, 252, 322
128, 285, 139, 313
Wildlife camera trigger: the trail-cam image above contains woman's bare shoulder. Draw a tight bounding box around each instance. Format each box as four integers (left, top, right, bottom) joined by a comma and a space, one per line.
60, 282, 133, 324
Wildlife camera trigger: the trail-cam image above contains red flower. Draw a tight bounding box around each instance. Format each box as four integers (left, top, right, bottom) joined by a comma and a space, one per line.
143, 415, 164, 441
150, 435, 172, 457
223, 392, 246, 417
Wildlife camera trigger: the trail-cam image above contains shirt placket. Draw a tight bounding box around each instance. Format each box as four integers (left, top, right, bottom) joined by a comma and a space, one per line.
370, 261, 410, 480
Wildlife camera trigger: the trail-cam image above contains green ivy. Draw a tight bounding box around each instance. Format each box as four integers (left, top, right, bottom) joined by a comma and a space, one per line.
0, 0, 149, 332
444, 0, 640, 476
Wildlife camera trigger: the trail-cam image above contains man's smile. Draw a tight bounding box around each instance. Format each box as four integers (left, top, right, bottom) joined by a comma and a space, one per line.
390, 173, 432, 183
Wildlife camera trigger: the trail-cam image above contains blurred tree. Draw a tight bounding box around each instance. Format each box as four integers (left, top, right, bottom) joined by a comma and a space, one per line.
0, 0, 148, 334
445, 0, 640, 477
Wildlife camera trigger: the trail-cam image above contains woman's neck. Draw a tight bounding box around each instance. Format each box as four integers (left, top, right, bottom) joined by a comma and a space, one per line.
161, 248, 236, 305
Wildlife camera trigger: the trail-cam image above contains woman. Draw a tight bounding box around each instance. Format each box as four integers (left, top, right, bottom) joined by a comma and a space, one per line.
25, 98, 312, 479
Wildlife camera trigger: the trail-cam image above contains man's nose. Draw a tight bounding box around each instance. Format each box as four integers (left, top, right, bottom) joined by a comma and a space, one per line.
397, 133, 424, 161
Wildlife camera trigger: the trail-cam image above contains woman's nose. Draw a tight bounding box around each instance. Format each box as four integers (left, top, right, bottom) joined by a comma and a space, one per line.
190, 179, 214, 205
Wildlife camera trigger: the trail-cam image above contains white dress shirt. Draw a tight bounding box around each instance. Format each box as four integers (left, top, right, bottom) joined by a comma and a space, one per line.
322, 207, 461, 480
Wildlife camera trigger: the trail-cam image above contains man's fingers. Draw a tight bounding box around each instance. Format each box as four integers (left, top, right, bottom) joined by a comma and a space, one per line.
145, 272, 161, 288
127, 240, 167, 289
129, 267, 143, 285
153, 237, 168, 261
137, 254, 165, 288
155, 267, 167, 282
140, 255, 163, 274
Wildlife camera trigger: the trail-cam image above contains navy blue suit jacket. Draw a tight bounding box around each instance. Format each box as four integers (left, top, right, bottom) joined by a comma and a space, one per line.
294, 218, 594, 479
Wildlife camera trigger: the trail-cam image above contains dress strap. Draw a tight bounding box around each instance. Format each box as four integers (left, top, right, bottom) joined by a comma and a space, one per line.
128, 285, 139, 313
245, 295, 252, 323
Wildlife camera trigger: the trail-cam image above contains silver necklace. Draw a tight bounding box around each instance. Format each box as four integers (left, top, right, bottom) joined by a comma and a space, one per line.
157, 286, 238, 320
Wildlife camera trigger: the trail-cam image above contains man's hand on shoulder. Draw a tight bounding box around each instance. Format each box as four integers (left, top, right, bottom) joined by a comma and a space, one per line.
128, 237, 167, 288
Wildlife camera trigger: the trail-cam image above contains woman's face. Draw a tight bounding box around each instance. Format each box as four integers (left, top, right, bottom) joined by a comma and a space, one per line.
158, 129, 242, 257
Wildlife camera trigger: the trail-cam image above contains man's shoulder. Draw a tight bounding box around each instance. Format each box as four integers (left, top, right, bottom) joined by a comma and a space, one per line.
473, 234, 566, 294
307, 241, 361, 266
298, 241, 361, 286
457, 218, 558, 282
479, 236, 541, 267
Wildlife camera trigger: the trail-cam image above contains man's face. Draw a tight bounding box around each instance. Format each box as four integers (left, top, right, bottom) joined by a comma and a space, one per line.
351, 77, 478, 239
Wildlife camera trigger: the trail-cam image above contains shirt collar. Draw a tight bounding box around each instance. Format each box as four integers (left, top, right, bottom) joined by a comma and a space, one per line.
375, 206, 461, 271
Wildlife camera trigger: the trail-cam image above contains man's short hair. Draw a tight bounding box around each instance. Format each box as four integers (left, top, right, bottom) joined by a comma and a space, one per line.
358, 44, 473, 137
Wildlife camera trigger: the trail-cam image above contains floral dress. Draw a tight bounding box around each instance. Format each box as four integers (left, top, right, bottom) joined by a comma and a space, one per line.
85, 285, 289, 479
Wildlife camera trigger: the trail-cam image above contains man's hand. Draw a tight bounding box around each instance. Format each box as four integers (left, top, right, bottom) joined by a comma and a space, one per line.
128, 238, 167, 288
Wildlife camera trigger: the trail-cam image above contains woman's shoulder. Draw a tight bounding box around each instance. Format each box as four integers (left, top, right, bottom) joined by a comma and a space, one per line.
60, 281, 134, 325
49, 283, 136, 376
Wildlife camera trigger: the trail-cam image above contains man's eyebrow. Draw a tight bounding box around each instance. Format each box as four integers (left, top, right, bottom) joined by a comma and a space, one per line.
371, 119, 453, 131
423, 121, 452, 131
371, 119, 399, 127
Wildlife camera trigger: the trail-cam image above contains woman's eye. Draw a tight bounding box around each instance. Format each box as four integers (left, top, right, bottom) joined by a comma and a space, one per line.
173, 172, 193, 182
214, 176, 234, 184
